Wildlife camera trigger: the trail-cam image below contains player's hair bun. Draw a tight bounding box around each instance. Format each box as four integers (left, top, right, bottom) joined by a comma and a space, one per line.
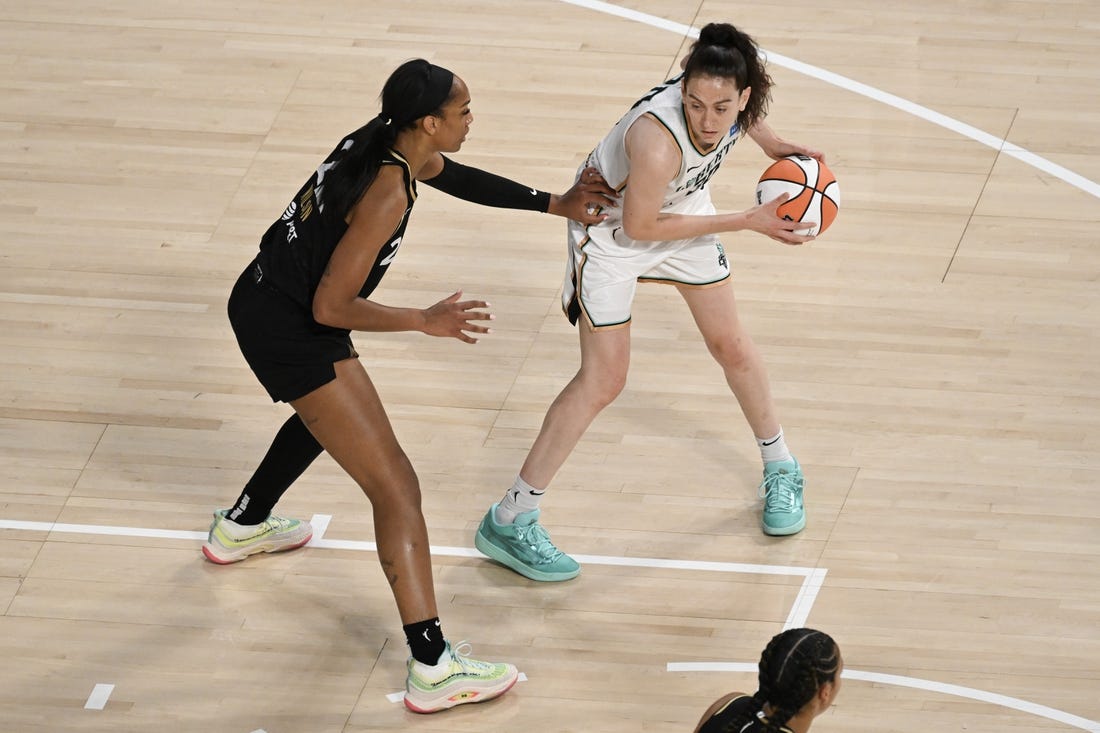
697, 22, 740, 48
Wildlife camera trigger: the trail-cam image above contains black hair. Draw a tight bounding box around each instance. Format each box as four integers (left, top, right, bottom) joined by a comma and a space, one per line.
683, 22, 773, 130
322, 59, 457, 218
722, 628, 840, 733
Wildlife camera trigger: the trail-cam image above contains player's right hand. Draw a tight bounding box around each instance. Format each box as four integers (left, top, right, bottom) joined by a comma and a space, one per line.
551, 166, 619, 224
421, 290, 493, 343
747, 193, 817, 245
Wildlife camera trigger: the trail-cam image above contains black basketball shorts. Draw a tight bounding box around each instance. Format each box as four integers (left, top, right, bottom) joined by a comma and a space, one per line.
228, 260, 358, 403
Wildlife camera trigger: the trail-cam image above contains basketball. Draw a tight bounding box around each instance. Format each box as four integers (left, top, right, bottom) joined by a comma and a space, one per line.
755, 155, 840, 237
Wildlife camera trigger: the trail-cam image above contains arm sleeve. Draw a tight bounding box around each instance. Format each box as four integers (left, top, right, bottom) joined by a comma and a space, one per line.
420, 155, 552, 212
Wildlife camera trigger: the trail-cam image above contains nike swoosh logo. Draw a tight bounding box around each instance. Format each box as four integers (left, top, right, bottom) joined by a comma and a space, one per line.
530, 188, 538, 195
687, 164, 704, 173
762, 437, 782, 446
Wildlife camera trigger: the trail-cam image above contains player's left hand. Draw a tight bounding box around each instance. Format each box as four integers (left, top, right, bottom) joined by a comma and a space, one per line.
548, 167, 619, 224
768, 141, 826, 165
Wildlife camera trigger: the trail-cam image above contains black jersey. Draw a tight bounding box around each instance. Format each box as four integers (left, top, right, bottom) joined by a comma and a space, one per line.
256, 127, 417, 313
698, 695, 794, 733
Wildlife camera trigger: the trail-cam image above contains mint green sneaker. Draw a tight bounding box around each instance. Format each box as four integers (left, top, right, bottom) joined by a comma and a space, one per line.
474, 504, 580, 581
759, 458, 806, 536
404, 641, 519, 713
202, 509, 312, 564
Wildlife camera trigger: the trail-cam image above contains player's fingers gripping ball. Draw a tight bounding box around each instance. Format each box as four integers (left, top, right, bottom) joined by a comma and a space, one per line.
756, 155, 840, 237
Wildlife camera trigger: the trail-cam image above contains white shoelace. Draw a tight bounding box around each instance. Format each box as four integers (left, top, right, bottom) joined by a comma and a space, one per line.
514, 522, 564, 562
758, 471, 802, 512
449, 642, 495, 674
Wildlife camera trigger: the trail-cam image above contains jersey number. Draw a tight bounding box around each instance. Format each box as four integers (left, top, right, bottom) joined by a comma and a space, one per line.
380, 237, 402, 267
629, 76, 678, 110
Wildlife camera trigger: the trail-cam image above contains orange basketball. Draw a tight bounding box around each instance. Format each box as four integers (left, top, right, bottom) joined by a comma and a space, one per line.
755, 155, 840, 237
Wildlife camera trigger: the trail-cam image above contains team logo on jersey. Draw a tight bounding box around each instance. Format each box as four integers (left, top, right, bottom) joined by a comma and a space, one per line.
678, 136, 738, 194
298, 188, 314, 221
281, 200, 300, 243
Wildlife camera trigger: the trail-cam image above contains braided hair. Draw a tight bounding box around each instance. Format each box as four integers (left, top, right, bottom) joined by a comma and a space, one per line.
723, 628, 840, 732
322, 59, 457, 219
682, 22, 773, 131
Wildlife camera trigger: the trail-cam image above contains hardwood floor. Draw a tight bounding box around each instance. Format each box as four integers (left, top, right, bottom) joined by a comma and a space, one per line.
1, 1, 1098, 731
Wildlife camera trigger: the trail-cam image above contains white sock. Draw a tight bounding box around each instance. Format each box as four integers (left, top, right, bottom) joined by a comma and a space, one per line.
757, 427, 792, 465
495, 475, 545, 524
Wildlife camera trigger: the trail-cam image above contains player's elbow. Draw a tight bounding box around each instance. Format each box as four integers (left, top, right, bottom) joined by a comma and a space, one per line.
311, 298, 342, 329
621, 218, 656, 242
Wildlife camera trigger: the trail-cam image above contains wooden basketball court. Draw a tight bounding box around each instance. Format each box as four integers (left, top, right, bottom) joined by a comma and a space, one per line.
1, 1, 1098, 731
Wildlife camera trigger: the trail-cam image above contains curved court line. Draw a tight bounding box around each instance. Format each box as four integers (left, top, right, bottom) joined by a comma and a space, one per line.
558, 0, 1100, 200
667, 663, 1100, 732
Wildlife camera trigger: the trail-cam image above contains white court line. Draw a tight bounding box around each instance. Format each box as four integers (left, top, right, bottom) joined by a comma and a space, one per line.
666, 664, 1100, 733
557, 0, 1100, 200
0, 519, 822, 588
84, 683, 114, 710
0, 518, 818, 577
783, 567, 826, 629
307, 513, 331, 543
305, 538, 827, 632
0, 516, 827, 704
558, 0, 693, 34
1, 518, 823, 601
0, 519, 206, 541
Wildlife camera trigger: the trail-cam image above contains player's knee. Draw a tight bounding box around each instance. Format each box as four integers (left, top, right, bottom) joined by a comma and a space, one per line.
707, 334, 753, 371
372, 480, 424, 523
584, 370, 627, 407
358, 453, 423, 512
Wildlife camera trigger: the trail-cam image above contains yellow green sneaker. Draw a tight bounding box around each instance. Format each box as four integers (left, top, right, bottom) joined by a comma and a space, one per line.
201, 509, 312, 564
759, 457, 806, 536
474, 504, 580, 581
404, 641, 519, 713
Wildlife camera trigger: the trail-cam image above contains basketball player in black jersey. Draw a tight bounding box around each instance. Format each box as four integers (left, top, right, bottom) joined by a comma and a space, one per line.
695, 628, 842, 733
200, 58, 616, 713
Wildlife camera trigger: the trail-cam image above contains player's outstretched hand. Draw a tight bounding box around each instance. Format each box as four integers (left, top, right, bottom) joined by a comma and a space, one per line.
766, 141, 827, 165
421, 290, 493, 343
549, 166, 619, 224
747, 193, 817, 245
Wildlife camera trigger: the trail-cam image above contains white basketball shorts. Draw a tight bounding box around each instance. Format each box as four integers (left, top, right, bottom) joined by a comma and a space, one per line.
561, 192, 731, 330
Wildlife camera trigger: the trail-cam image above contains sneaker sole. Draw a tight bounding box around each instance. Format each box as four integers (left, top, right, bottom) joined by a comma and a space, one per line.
201, 532, 312, 564
762, 517, 806, 536
404, 670, 519, 714
474, 529, 579, 582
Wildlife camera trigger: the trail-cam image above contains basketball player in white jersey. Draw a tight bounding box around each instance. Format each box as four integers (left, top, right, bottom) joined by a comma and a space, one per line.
475, 22, 826, 581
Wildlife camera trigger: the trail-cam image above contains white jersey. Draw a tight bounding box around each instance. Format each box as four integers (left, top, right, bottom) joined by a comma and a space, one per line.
586, 73, 742, 219
563, 74, 740, 329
